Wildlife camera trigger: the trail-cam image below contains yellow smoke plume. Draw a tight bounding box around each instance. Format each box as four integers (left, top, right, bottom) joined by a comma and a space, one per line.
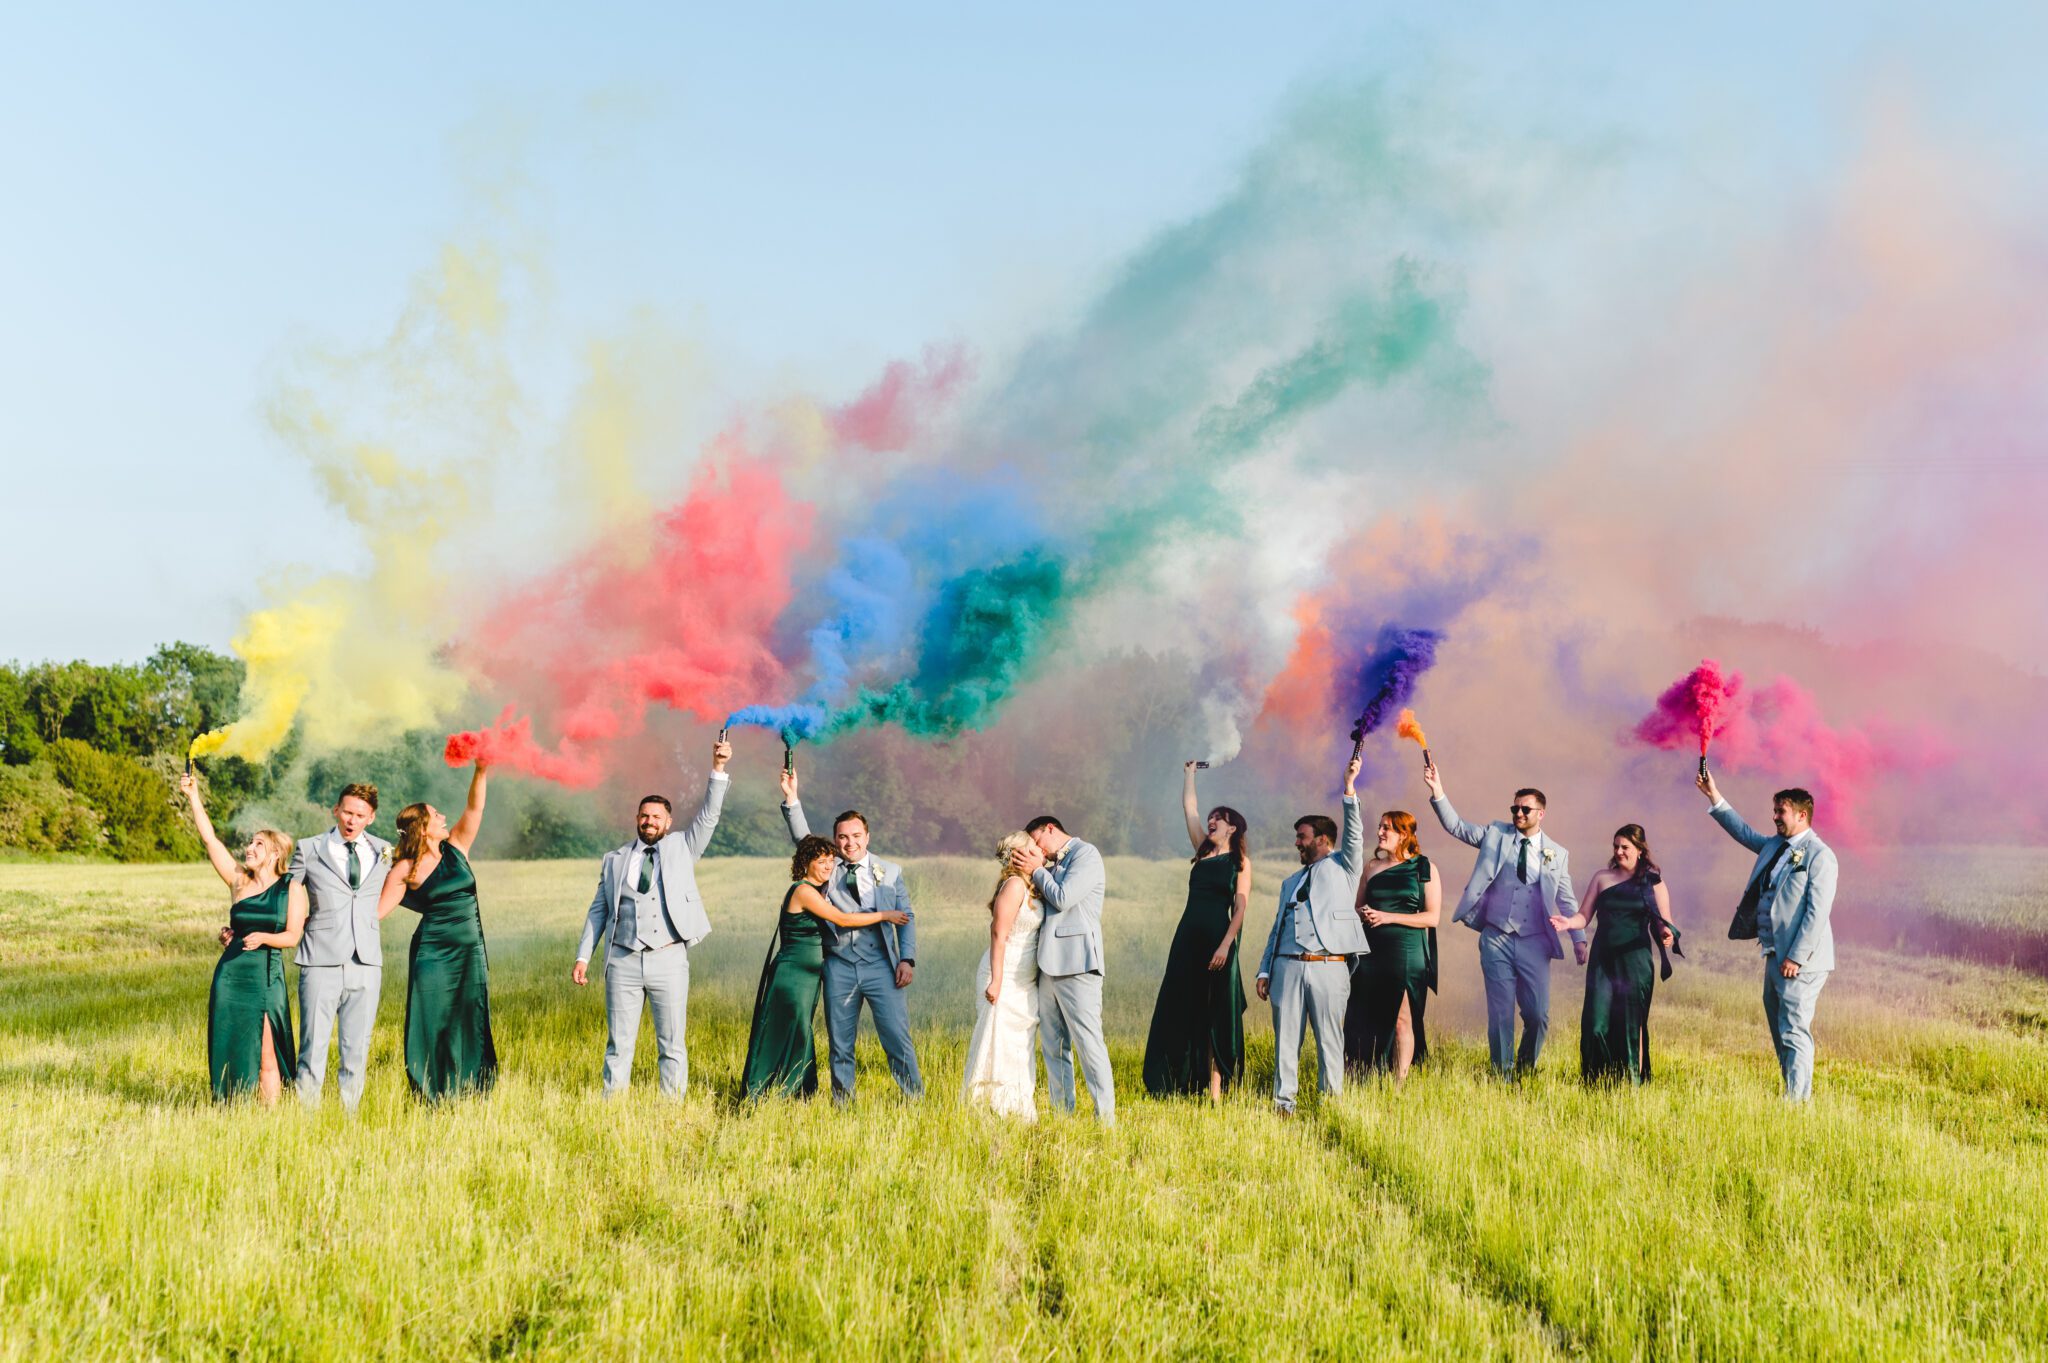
192, 244, 514, 763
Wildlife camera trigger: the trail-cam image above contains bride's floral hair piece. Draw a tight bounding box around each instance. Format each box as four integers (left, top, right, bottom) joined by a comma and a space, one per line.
988, 831, 1035, 913
993, 831, 1033, 872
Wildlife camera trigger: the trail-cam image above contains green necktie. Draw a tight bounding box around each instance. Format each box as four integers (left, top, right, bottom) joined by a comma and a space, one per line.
842, 862, 861, 902
637, 850, 656, 895
346, 840, 361, 891
1517, 837, 1530, 885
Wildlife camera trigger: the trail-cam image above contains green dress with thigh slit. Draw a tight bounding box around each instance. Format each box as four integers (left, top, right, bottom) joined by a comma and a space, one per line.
1343, 856, 1437, 1074
208, 878, 298, 1100
400, 844, 498, 1101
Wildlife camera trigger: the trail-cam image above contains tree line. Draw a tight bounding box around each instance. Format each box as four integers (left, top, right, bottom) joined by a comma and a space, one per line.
1, 643, 1233, 862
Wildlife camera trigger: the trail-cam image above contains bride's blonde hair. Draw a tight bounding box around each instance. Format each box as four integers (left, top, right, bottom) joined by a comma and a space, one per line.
988, 831, 1036, 913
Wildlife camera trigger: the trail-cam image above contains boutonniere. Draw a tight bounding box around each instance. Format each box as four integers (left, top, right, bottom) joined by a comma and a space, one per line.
1788, 849, 1805, 870
1541, 848, 1558, 867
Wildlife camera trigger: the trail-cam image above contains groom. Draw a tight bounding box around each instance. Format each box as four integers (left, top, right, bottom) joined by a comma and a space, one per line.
289, 782, 390, 1112
1698, 770, 1838, 1101
570, 736, 731, 1098
779, 767, 923, 1102
1012, 816, 1115, 1125
1425, 757, 1584, 1077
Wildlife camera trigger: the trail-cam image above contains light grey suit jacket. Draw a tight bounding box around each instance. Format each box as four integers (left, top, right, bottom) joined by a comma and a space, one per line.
1032, 837, 1106, 978
780, 799, 915, 967
576, 775, 728, 962
1257, 795, 1370, 976
1431, 795, 1583, 961
1711, 801, 1838, 971
290, 829, 392, 968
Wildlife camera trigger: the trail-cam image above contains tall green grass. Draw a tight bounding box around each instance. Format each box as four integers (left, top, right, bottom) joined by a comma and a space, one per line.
2, 858, 2044, 1360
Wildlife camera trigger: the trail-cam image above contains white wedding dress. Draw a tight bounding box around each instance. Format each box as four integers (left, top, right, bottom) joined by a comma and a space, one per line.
962, 887, 1042, 1119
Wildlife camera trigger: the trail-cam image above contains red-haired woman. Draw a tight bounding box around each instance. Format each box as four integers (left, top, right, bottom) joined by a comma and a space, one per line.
1141, 762, 1251, 1101
1551, 824, 1677, 1085
377, 760, 498, 1102
1344, 811, 1440, 1083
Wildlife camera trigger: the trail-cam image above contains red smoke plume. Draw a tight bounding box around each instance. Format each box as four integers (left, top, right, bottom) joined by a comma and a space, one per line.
831, 344, 971, 452
448, 451, 814, 786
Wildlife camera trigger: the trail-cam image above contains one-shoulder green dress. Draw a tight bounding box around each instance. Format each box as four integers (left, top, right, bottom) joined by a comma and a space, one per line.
1141, 853, 1247, 1096
741, 885, 825, 1099
208, 877, 298, 1100
399, 844, 498, 1101
1343, 855, 1436, 1074
1580, 871, 1663, 1085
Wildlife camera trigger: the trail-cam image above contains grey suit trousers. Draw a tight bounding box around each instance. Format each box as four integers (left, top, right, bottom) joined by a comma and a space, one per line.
1479, 927, 1552, 1076
603, 943, 690, 1097
298, 962, 380, 1111
1762, 958, 1828, 1101
821, 953, 922, 1101
1038, 970, 1115, 1124
1269, 956, 1349, 1111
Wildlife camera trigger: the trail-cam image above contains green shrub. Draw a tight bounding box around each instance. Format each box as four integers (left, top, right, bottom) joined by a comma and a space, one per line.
44, 739, 201, 862
0, 761, 105, 854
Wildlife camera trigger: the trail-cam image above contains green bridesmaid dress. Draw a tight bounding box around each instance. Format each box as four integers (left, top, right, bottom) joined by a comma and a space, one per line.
208, 877, 298, 1100
1140, 852, 1247, 1096
1580, 871, 1662, 1085
399, 844, 498, 1101
741, 884, 825, 1099
1343, 855, 1437, 1074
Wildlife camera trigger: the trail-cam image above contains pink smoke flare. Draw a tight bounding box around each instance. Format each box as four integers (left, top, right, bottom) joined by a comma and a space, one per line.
1636, 659, 1742, 756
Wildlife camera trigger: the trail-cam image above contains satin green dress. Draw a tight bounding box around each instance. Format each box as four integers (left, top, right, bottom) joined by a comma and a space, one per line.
399, 844, 498, 1101
1141, 853, 1247, 1096
1580, 871, 1662, 1085
208, 878, 298, 1100
741, 884, 825, 1099
1343, 856, 1436, 1074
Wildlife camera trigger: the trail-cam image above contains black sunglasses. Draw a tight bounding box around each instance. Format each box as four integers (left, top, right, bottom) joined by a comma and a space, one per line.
1509, 805, 1540, 816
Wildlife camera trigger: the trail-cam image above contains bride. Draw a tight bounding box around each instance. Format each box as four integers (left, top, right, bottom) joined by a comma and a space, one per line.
962, 831, 1042, 1118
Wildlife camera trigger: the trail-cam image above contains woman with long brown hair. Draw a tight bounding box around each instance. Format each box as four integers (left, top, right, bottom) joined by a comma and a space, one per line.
1550, 823, 1678, 1085
1344, 810, 1440, 1083
742, 834, 910, 1100
180, 770, 305, 1103
376, 759, 497, 1101
1141, 762, 1252, 1101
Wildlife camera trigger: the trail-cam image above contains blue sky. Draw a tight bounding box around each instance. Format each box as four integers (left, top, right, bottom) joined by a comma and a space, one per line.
1, 2, 2037, 663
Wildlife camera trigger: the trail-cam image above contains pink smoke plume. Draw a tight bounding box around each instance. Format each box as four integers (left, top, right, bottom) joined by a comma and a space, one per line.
448, 450, 814, 786
1636, 659, 1742, 757
830, 344, 971, 452
1633, 664, 1946, 845
444, 707, 605, 787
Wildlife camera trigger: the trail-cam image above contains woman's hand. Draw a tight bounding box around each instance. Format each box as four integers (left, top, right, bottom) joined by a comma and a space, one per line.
1207, 945, 1230, 971
880, 909, 910, 926
178, 771, 198, 799
1658, 923, 1675, 948
1362, 908, 1387, 928
1548, 914, 1577, 933
218, 925, 234, 948
985, 981, 1001, 1005
240, 933, 268, 952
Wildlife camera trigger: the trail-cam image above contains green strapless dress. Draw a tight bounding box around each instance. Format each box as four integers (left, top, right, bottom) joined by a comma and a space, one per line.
1141, 852, 1247, 1096
208, 878, 298, 1100
1343, 856, 1437, 1074
399, 845, 498, 1101
1580, 871, 1662, 1085
742, 885, 825, 1099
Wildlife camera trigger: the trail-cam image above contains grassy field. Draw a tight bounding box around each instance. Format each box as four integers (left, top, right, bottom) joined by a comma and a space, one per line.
2, 855, 2046, 1361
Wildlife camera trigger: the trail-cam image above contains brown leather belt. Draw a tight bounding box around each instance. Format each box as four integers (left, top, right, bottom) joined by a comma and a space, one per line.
1279, 952, 1349, 962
